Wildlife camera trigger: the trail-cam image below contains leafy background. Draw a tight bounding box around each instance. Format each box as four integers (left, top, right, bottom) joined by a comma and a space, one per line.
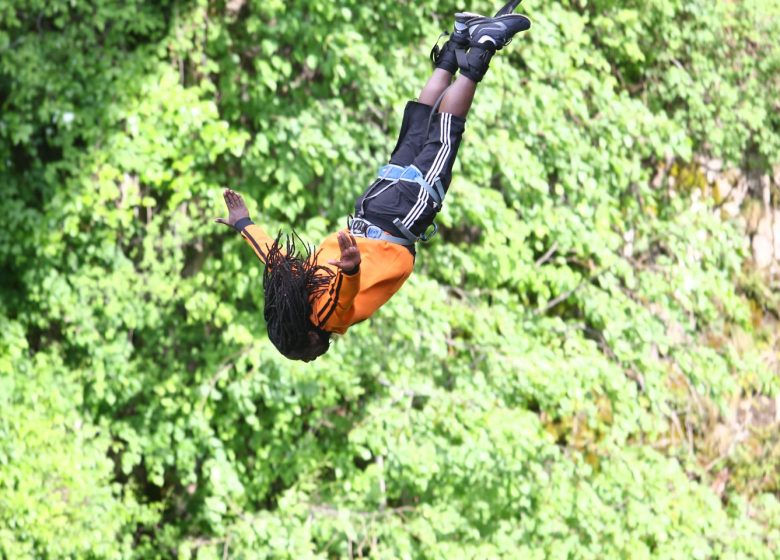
1, 0, 780, 558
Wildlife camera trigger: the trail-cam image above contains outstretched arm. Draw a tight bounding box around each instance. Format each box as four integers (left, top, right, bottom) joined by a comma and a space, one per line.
215, 188, 275, 263
314, 231, 363, 332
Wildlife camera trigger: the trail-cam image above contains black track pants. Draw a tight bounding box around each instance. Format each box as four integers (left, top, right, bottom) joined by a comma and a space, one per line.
355, 101, 466, 243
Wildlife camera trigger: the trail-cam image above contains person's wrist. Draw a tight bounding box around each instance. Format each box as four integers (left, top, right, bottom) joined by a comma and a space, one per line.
233, 216, 254, 232
342, 263, 360, 276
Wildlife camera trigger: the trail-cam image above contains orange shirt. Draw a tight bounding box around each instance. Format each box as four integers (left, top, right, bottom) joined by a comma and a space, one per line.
240, 223, 414, 334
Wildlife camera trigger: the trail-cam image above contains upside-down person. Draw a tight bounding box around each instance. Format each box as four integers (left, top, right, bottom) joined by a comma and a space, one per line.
216, 1, 531, 361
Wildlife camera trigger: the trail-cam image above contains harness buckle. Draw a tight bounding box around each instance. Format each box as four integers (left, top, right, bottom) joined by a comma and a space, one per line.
365, 225, 383, 239
348, 215, 367, 236
349, 216, 415, 247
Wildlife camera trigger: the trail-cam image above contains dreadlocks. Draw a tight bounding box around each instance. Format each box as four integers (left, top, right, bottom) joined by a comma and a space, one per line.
262, 232, 335, 358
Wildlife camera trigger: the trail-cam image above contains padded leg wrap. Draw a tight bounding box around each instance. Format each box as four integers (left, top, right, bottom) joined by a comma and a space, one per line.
431, 32, 469, 75
456, 46, 495, 83
431, 40, 458, 74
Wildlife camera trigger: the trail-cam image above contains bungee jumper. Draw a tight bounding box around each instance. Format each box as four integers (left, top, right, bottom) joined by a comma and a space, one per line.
216, 1, 531, 361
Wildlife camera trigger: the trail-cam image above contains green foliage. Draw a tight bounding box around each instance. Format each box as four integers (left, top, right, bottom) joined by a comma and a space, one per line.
0, 319, 152, 557
1, 0, 779, 557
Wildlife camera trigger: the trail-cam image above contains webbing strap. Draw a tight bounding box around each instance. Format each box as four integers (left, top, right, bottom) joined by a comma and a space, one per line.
364, 163, 446, 245
427, 87, 449, 137
455, 47, 470, 73
348, 217, 414, 247
392, 218, 439, 244
392, 218, 419, 244
377, 164, 445, 206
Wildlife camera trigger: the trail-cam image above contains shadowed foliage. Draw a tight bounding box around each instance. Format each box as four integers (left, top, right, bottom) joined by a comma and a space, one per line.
1, 0, 779, 557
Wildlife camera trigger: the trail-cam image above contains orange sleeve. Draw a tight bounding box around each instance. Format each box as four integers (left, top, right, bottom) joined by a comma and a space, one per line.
313, 269, 361, 333
329, 269, 361, 324
238, 222, 276, 264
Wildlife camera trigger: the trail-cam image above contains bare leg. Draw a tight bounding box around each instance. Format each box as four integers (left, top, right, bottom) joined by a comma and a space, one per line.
439, 75, 477, 118
418, 68, 454, 106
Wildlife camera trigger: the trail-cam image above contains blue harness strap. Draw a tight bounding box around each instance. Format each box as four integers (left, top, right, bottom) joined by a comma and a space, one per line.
379, 164, 444, 244
377, 164, 446, 207
348, 216, 415, 247
353, 164, 446, 246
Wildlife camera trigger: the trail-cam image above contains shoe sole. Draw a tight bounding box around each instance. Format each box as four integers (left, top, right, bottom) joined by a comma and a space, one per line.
456, 0, 523, 21
494, 0, 523, 17
456, 12, 530, 23
463, 14, 531, 32
455, 11, 484, 24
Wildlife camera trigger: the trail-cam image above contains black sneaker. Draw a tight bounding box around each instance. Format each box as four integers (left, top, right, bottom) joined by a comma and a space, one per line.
432, 2, 529, 76
456, 0, 527, 36
455, 13, 531, 82
450, 0, 530, 45
460, 14, 531, 51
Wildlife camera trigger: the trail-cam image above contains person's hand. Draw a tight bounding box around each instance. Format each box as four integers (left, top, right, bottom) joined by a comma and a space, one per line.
215, 189, 250, 228
328, 231, 361, 274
